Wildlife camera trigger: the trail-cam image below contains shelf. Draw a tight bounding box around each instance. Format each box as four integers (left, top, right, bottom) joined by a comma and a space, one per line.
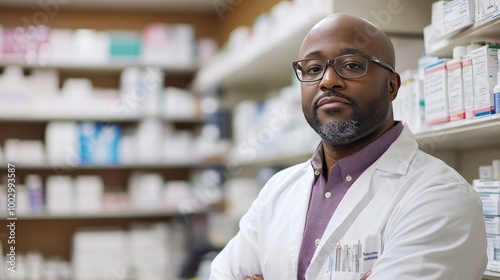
0, 113, 203, 123
192, 11, 328, 92
3, 161, 223, 171
0, 0, 214, 12
231, 115, 500, 167
414, 114, 500, 151
0, 58, 198, 74
1, 210, 189, 220
484, 271, 500, 280
426, 17, 500, 56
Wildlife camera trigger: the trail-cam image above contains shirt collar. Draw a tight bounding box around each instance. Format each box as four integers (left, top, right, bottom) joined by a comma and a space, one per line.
310, 121, 404, 181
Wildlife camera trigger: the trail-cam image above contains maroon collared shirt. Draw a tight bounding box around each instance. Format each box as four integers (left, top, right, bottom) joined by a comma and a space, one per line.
297, 122, 403, 279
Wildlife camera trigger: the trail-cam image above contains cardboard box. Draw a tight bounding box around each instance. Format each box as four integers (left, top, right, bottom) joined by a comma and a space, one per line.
424, 59, 450, 125
471, 45, 499, 116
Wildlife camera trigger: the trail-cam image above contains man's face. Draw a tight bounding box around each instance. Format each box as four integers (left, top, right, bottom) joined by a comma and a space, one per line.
298, 19, 395, 146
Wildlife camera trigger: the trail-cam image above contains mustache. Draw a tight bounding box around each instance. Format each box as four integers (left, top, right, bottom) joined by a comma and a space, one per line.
313, 91, 356, 108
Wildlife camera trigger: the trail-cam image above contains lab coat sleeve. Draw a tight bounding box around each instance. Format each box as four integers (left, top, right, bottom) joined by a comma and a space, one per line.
369, 182, 488, 279
209, 186, 263, 279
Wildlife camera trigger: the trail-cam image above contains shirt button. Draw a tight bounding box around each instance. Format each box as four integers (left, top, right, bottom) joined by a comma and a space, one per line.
314, 170, 320, 176
315, 239, 321, 247
346, 175, 352, 182
325, 192, 331, 198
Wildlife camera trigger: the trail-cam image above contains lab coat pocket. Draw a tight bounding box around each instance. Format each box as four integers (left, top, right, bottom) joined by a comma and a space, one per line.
328, 271, 362, 280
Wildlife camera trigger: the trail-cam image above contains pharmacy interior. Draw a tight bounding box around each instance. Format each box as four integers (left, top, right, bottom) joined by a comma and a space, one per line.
0, 0, 499, 279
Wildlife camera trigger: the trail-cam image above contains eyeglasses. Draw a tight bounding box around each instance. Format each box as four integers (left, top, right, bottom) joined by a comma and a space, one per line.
292, 54, 396, 82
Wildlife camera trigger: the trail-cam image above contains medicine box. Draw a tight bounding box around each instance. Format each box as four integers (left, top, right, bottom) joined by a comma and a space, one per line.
485, 216, 500, 234
471, 45, 499, 117
474, 180, 500, 215
446, 58, 466, 121
432, 1, 450, 38
488, 234, 500, 260
444, 0, 475, 36
475, 0, 500, 27
424, 59, 450, 125
461, 54, 475, 118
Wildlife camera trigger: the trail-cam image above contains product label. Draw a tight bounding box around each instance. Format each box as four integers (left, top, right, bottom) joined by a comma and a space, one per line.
446, 59, 465, 120
462, 56, 474, 118
472, 47, 499, 116
424, 61, 450, 124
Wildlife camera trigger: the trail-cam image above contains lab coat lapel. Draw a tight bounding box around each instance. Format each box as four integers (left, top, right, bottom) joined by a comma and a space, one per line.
288, 164, 315, 277
320, 164, 376, 242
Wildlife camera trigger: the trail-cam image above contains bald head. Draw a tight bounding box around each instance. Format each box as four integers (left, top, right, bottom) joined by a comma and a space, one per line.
299, 13, 396, 69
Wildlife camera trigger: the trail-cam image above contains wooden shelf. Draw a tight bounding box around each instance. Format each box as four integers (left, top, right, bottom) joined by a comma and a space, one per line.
426, 17, 500, 56
2, 161, 223, 171
2, 210, 189, 220
0, 113, 203, 123
0, 58, 198, 73
0, 0, 215, 12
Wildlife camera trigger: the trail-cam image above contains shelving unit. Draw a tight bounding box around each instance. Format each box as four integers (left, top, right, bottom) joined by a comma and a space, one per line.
192, 1, 500, 279
193, 0, 436, 93
414, 114, 500, 151
426, 17, 500, 56
193, 13, 326, 92
0, 2, 224, 278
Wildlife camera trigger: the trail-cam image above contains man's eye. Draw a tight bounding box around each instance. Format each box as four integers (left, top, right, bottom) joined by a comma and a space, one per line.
306, 66, 324, 75
343, 62, 363, 70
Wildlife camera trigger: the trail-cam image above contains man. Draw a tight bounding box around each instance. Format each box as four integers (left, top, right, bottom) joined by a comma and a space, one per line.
210, 13, 487, 279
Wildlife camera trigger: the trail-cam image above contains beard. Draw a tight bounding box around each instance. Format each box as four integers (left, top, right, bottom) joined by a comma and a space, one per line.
303, 85, 391, 145
309, 107, 360, 144
303, 90, 361, 144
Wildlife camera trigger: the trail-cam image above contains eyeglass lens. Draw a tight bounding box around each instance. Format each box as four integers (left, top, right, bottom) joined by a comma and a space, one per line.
295, 55, 368, 81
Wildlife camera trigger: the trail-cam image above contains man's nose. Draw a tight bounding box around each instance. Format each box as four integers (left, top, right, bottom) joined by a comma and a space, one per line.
319, 65, 346, 91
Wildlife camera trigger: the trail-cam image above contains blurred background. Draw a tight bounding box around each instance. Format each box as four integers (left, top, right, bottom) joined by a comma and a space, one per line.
0, 0, 499, 279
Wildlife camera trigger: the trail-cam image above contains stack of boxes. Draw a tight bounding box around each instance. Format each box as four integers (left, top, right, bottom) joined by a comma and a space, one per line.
395, 0, 500, 132
0, 23, 216, 67
474, 160, 500, 272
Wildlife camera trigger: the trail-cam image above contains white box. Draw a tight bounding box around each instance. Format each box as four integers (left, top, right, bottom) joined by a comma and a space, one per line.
446, 58, 466, 121
423, 25, 436, 53
444, 0, 475, 36
485, 216, 500, 234
462, 54, 475, 118
471, 45, 499, 117
474, 180, 500, 215
75, 176, 104, 213
488, 235, 496, 260
432, 1, 450, 38
46, 176, 74, 214
488, 235, 500, 260
475, 0, 500, 26
424, 59, 450, 125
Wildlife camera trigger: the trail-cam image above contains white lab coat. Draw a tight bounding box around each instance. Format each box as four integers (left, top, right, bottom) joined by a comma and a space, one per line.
210, 125, 487, 280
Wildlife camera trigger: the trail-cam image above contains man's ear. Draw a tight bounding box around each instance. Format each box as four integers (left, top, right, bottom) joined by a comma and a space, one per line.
388, 73, 401, 101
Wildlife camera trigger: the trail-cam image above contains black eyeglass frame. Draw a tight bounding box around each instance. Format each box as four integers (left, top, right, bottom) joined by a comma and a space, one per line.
292, 54, 396, 82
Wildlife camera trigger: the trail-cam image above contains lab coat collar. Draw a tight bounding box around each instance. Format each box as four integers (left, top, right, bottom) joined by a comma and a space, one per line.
373, 123, 418, 176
